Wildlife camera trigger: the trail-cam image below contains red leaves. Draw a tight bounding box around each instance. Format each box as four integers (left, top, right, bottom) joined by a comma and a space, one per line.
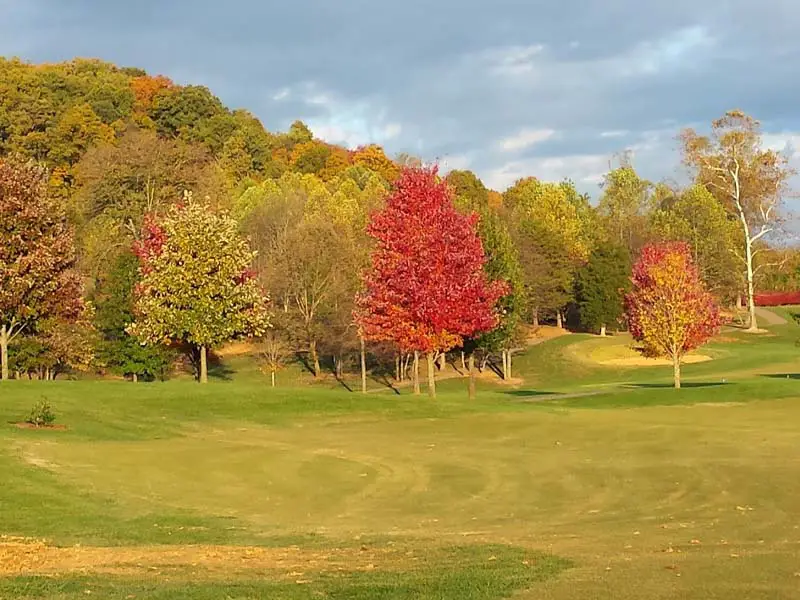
625, 242, 721, 358
132, 214, 166, 274
754, 291, 800, 306
356, 166, 508, 353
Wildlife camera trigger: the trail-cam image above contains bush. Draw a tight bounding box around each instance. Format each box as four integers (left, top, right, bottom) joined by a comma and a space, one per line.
754, 291, 800, 306
26, 399, 56, 427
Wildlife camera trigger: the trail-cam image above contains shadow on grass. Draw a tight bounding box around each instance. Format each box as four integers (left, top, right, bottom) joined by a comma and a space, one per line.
504, 390, 557, 398
761, 373, 800, 380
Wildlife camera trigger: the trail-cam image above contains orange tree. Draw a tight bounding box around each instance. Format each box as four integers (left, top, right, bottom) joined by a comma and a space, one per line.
625, 242, 721, 388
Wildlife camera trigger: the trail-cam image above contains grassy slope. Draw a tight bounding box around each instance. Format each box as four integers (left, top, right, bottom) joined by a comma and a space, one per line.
1, 309, 799, 598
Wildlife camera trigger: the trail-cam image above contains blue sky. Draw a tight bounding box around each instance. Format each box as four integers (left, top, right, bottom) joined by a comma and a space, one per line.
2, 0, 800, 199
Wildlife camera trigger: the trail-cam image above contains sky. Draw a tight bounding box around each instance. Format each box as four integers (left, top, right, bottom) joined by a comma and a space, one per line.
2, 0, 800, 200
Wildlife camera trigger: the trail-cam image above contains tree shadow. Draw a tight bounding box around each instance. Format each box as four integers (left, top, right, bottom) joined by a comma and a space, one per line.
761, 373, 800, 380
294, 351, 316, 376
207, 355, 235, 382
503, 390, 558, 398
371, 374, 401, 395
623, 382, 730, 389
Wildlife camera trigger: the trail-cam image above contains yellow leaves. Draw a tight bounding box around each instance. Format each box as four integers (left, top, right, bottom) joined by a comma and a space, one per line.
505, 177, 591, 261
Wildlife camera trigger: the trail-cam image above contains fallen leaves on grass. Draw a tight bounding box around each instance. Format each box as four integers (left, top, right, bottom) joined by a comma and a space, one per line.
0, 536, 411, 578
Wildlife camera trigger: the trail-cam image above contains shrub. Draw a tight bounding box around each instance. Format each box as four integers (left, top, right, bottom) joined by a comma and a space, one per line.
26, 399, 56, 427
754, 291, 800, 306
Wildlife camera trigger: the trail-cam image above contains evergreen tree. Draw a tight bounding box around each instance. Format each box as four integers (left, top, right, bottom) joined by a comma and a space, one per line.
93, 252, 174, 381
575, 243, 631, 336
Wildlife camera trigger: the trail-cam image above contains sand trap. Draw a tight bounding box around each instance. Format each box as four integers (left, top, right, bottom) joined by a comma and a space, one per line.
599, 355, 712, 367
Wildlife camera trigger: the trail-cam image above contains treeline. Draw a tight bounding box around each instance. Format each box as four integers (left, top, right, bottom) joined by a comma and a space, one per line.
0, 58, 797, 384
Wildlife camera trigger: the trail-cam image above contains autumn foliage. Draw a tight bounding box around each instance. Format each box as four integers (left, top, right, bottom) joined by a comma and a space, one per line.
625, 242, 721, 388
356, 166, 508, 396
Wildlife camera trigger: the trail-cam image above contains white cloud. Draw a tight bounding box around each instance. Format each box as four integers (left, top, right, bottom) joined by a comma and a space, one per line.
481, 44, 545, 77
762, 132, 800, 159
619, 25, 715, 76
600, 130, 629, 138
484, 153, 610, 191
271, 87, 290, 101
440, 154, 473, 172
497, 128, 556, 152
381, 122, 402, 140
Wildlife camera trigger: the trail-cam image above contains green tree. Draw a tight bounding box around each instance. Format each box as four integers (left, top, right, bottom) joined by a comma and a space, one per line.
129, 194, 271, 383
447, 170, 490, 210
574, 243, 631, 335
470, 208, 525, 385
651, 184, 742, 300
597, 160, 653, 254
93, 252, 174, 381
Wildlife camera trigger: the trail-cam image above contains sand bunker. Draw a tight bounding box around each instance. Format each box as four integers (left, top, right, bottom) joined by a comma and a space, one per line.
599, 355, 712, 367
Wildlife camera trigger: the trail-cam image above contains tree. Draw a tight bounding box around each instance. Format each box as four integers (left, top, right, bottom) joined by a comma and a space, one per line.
129, 193, 271, 383
650, 184, 742, 301
468, 207, 525, 386
514, 222, 574, 327
575, 243, 631, 336
258, 331, 291, 387
625, 242, 722, 388
0, 158, 83, 380
597, 160, 653, 254
74, 128, 225, 278
356, 166, 508, 398
681, 110, 794, 331
447, 170, 490, 210
93, 252, 173, 381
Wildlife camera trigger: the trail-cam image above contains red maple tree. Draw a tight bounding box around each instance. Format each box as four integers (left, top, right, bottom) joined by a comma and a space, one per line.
356, 166, 508, 398
625, 242, 722, 388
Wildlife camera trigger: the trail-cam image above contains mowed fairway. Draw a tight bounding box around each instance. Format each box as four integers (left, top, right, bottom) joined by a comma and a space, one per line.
2, 312, 800, 598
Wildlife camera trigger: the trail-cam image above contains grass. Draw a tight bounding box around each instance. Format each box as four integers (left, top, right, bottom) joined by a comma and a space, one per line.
1, 308, 800, 598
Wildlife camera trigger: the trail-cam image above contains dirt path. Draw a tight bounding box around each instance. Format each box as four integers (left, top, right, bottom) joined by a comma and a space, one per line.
755, 306, 787, 325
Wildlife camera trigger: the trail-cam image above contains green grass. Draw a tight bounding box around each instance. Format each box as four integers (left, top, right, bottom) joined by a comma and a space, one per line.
1, 308, 800, 598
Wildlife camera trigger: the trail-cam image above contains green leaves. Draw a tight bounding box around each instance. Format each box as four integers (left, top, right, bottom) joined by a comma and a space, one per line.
129, 197, 271, 350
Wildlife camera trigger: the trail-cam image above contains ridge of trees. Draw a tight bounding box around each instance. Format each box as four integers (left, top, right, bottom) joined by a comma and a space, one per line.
0, 57, 797, 385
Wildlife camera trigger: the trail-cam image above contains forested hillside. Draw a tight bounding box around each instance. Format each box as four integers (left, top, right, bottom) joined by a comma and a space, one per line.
0, 57, 798, 384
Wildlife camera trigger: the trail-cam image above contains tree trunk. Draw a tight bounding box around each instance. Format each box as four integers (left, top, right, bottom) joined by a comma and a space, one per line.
507, 350, 513, 379
738, 212, 759, 332
438, 352, 446, 371
468, 352, 476, 400
461, 352, 466, 372
736, 294, 743, 310
132, 373, 138, 383
532, 309, 539, 328
360, 337, 367, 394
271, 370, 276, 387
556, 311, 563, 329
0, 325, 8, 381
672, 353, 681, 389
600, 324, 607, 337
427, 352, 436, 399
501, 350, 508, 381
310, 340, 321, 377
395, 353, 401, 382
199, 345, 208, 383
413, 351, 420, 395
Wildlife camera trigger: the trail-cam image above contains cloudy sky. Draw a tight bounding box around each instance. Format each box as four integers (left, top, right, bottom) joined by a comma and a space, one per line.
2, 0, 800, 198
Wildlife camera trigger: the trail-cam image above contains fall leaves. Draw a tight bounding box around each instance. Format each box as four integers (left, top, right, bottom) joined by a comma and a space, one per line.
625, 242, 722, 388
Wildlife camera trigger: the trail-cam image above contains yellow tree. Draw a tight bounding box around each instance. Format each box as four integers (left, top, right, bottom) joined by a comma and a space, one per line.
681, 110, 794, 331
625, 242, 722, 388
